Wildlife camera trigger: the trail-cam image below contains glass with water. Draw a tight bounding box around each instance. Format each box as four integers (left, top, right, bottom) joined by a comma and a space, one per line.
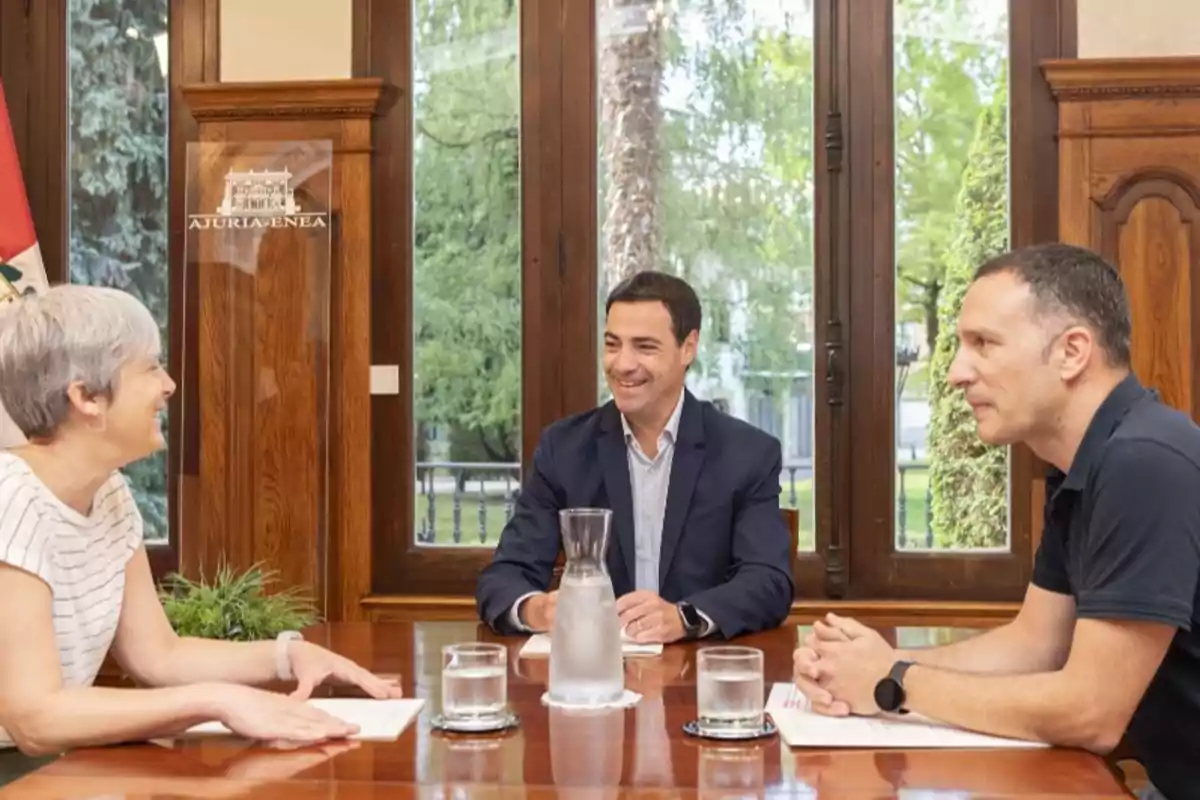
696, 647, 765, 737
441, 642, 508, 727
548, 508, 625, 706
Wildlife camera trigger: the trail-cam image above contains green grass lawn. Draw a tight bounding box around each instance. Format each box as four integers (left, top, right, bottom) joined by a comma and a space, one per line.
415, 471, 934, 551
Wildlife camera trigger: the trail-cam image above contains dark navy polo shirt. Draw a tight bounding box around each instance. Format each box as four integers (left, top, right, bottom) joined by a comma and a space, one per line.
1034, 373, 1200, 800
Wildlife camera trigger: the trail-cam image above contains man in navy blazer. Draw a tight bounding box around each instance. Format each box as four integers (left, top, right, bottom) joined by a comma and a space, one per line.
475, 271, 795, 642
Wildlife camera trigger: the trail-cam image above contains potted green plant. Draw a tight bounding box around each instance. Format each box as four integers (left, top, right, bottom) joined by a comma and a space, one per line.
157, 562, 319, 641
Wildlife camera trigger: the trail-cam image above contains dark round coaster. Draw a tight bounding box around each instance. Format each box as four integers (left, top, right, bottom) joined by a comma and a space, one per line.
430, 710, 520, 734
682, 718, 777, 741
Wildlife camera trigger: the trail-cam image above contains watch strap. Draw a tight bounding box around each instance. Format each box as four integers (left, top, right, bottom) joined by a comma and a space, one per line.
890, 660, 914, 684
888, 660, 913, 713
275, 630, 304, 681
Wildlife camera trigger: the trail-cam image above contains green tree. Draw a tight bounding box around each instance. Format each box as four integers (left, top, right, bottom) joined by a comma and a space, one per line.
894, 0, 1007, 356
412, 0, 522, 463
625, 2, 816, 400
415, 1, 818, 451
926, 73, 1009, 549
68, 0, 170, 537
403, 0, 1010, 513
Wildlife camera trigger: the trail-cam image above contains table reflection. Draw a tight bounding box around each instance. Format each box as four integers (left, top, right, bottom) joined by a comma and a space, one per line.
625, 647, 689, 790
786, 747, 1127, 796
9, 739, 356, 799
429, 734, 507, 784
420, 732, 522, 800
697, 742, 766, 799
550, 705, 625, 797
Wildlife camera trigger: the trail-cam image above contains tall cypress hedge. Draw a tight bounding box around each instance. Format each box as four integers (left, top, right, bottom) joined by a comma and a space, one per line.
926, 76, 1009, 549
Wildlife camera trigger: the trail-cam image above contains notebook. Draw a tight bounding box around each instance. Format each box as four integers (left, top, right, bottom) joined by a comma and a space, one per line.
766, 683, 1047, 749
180, 698, 426, 742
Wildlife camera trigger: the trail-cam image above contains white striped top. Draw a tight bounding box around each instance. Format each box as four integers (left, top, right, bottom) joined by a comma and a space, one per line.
0, 453, 142, 747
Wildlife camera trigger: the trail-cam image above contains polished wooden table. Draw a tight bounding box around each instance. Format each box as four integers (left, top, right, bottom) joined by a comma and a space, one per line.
1, 620, 1131, 798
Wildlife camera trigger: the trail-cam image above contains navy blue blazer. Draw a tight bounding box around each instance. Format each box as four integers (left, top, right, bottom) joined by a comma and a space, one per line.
475, 390, 795, 638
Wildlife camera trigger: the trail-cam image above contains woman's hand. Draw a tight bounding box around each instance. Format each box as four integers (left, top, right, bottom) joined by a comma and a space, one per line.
217, 685, 358, 744
287, 642, 404, 700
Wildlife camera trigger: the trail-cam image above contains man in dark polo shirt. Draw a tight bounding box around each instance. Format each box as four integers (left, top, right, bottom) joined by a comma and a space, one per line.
791, 243, 1200, 800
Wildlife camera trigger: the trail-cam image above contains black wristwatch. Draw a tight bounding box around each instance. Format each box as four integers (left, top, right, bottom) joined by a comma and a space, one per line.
873, 660, 914, 713
677, 602, 705, 639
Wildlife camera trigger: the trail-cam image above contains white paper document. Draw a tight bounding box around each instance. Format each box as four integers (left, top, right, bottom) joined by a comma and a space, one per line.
766, 683, 1047, 749
518, 632, 663, 657
181, 698, 426, 742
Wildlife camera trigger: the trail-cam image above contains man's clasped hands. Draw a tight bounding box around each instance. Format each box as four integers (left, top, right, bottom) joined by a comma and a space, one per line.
792, 612, 906, 717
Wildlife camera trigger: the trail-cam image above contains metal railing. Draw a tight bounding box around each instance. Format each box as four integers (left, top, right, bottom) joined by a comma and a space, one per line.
414, 461, 521, 544
415, 459, 934, 546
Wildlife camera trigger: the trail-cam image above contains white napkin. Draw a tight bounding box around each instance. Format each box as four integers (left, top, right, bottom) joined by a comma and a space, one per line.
518, 632, 663, 658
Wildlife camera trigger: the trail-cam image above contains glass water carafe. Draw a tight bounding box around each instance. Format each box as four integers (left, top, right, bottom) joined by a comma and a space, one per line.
548, 508, 625, 705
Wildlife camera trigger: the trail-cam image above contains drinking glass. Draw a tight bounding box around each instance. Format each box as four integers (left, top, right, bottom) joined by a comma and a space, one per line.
441, 642, 508, 726
696, 646, 765, 736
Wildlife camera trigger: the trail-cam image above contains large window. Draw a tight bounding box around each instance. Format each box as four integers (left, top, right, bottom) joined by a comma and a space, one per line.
892, 0, 1009, 555
410, 1, 523, 550
596, 0, 817, 547
365, 0, 1072, 602
841, 0, 1047, 600
67, 0, 170, 541
370, 0, 534, 594
5, 0, 1072, 605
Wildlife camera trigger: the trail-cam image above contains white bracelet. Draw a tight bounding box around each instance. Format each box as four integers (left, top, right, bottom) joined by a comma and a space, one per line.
275, 631, 303, 681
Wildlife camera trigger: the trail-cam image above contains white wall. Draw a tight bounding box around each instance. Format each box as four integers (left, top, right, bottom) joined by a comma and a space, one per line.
219, 0, 351, 82
1078, 0, 1200, 58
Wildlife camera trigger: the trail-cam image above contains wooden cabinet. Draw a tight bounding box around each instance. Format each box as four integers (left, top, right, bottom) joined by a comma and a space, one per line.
1043, 58, 1200, 418
177, 80, 385, 621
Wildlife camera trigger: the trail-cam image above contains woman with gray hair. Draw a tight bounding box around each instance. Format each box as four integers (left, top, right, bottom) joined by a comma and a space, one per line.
0, 284, 398, 758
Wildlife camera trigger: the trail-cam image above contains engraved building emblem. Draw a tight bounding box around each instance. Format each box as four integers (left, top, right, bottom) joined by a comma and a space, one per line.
217, 168, 300, 217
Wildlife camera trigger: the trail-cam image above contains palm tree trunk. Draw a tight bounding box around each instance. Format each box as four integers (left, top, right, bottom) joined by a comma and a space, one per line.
599, 0, 667, 289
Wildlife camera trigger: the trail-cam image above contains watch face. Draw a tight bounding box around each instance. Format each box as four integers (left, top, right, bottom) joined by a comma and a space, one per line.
680, 604, 703, 629
874, 678, 902, 712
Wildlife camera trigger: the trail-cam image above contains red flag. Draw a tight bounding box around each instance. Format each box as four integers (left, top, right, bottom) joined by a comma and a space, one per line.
0, 80, 47, 447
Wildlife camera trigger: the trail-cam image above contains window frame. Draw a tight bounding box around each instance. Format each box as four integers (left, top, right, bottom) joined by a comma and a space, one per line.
361, 0, 578, 596
840, 0, 1075, 600
2, 0, 219, 581
362, 0, 1076, 604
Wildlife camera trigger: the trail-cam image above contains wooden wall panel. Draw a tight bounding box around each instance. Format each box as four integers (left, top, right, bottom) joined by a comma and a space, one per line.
179, 80, 384, 622
191, 167, 331, 597
1044, 58, 1200, 429
1106, 186, 1198, 413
